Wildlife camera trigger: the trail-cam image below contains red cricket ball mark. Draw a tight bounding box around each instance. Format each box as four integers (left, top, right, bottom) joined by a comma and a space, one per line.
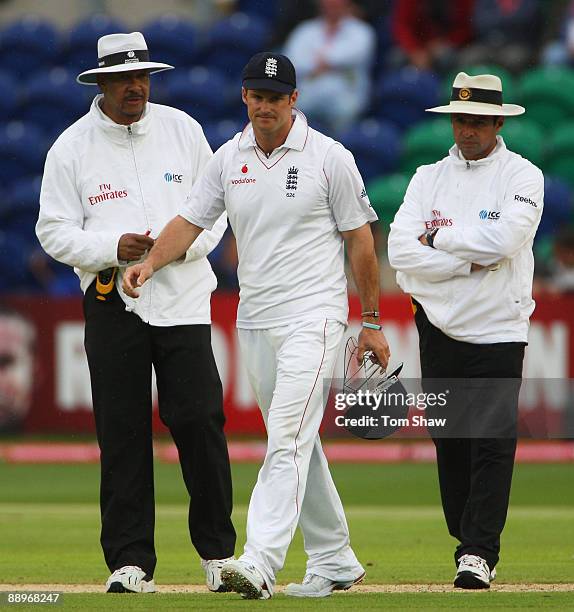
241, 164, 248, 174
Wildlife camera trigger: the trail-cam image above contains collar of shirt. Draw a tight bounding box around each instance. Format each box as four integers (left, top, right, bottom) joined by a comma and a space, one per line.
91, 94, 152, 139
238, 107, 309, 154
449, 135, 507, 167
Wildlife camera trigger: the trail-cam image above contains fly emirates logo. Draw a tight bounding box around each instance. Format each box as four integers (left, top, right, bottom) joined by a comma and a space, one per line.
425, 209, 453, 229
88, 183, 128, 206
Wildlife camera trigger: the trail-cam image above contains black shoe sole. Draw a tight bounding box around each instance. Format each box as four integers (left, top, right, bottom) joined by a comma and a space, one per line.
454, 572, 490, 590
106, 582, 133, 593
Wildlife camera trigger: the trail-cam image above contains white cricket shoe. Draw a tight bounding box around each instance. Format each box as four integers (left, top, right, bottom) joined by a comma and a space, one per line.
285, 571, 365, 598
201, 556, 235, 592
454, 554, 491, 589
220, 559, 271, 599
105, 565, 156, 593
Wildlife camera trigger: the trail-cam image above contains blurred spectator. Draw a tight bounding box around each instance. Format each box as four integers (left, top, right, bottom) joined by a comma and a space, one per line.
542, 0, 574, 66
458, 0, 542, 73
284, 0, 376, 133
0, 305, 36, 433
536, 226, 574, 293
392, 0, 474, 72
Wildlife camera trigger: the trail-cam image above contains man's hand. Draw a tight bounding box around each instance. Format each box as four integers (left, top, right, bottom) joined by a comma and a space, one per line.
118, 233, 155, 261
122, 262, 154, 298
357, 327, 391, 370
471, 263, 485, 272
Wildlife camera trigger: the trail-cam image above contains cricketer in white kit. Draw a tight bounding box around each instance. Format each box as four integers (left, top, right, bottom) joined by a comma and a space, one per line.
123, 52, 390, 599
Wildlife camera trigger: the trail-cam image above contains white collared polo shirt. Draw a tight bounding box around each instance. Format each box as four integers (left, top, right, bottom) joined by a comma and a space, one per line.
180, 110, 377, 329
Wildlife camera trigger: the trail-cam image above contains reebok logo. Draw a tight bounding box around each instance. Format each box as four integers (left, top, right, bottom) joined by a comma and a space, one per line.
514, 194, 537, 208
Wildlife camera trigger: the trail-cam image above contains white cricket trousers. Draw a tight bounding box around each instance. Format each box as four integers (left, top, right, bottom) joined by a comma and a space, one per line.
237, 318, 363, 592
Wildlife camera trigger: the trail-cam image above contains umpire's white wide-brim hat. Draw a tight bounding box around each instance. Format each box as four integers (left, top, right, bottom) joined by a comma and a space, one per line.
426, 72, 525, 116
77, 32, 174, 85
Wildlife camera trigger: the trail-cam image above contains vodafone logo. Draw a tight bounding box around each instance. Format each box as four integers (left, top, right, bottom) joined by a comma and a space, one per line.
241, 164, 248, 174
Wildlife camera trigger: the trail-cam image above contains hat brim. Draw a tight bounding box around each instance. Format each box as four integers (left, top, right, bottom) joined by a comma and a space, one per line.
77, 62, 174, 85
426, 101, 525, 116
242, 78, 294, 94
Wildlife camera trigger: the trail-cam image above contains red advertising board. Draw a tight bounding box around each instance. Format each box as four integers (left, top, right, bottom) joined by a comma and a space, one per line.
2, 292, 574, 435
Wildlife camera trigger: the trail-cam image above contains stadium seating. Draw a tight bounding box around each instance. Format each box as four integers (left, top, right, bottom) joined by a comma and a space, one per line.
543, 122, 574, 188
2, 176, 42, 244
141, 15, 198, 69
203, 119, 244, 152
339, 119, 401, 183
19, 68, 90, 141
500, 119, 544, 167
161, 67, 230, 124
0, 16, 59, 77
538, 176, 574, 237
0, 122, 47, 187
199, 13, 271, 76
0, 72, 19, 121
367, 173, 411, 230
400, 119, 453, 175
517, 67, 574, 129
373, 68, 441, 130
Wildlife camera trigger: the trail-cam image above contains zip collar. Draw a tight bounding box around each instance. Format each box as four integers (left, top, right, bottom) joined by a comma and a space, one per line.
448, 135, 507, 168
90, 94, 152, 142
238, 108, 309, 154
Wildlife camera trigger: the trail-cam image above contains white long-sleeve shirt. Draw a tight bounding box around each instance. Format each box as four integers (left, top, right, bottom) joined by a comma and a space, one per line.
388, 137, 544, 343
37, 95, 227, 326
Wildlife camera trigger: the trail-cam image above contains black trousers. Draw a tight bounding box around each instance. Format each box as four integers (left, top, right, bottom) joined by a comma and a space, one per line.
413, 301, 525, 570
83, 283, 236, 576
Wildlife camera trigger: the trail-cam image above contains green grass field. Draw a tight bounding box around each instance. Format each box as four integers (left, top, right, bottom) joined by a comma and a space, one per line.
1, 461, 573, 610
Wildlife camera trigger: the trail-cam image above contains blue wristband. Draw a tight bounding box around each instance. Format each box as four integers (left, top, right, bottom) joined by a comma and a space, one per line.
362, 321, 382, 331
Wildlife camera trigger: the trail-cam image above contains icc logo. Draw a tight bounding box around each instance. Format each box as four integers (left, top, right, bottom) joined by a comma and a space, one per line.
479, 209, 500, 220
164, 172, 183, 183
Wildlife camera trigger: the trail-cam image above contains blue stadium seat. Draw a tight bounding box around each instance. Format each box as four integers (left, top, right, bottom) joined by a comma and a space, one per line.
203, 119, 244, 152
0, 16, 59, 77
538, 176, 573, 237
0, 71, 19, 121
373, 68, 441, 130
338, 119, 401, 183
238, 0, 279, 22
200, 13, 271, 76
19, 68, 90, 139
62, 14, 128, 74
141, 15, 198, 69
162, 67, 230, 124
0, 123, 47, 187
2, 176, 42, 244
0, 231, 33, 292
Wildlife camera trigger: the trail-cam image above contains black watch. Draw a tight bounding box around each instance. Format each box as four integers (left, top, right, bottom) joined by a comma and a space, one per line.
426, 228, 439, 249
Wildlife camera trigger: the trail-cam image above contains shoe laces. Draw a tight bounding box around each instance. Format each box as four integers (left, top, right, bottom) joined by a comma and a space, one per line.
460, 555, 488, 571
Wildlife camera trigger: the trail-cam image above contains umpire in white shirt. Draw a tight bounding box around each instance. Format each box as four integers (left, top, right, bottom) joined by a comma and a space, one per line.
388, 73, 543, 589
36, 32, 235, 593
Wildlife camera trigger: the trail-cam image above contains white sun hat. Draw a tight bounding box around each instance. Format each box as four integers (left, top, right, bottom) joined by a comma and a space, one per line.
77, 31, 174, 85
426, 72, 525, 116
